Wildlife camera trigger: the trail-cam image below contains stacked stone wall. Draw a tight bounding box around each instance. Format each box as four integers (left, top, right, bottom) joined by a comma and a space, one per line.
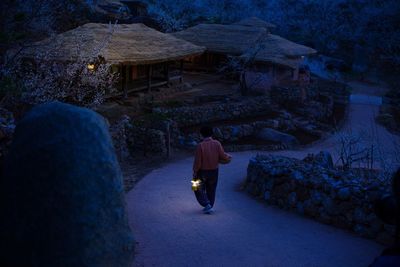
246, 153, 395, 244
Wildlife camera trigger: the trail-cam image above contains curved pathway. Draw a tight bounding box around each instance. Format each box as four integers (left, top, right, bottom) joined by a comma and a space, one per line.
126, 83, 399, 267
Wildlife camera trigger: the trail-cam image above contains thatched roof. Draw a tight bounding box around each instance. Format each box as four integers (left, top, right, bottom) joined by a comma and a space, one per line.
263, 34, 316, 57
172, 24, 267, 55
21, 23, 205, 65
244, 34, 317, 69
233, 17, 276, 30
173, 22, 316, 69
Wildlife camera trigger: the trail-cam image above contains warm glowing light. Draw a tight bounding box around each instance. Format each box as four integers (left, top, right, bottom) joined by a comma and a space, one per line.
191, 179, 202, 191
192, 180, 201, 186
87, 64, 95, 71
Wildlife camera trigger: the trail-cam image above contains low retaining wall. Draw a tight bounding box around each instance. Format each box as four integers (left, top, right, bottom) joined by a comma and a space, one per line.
153, 96, 274, 127
245, 153, 395, 244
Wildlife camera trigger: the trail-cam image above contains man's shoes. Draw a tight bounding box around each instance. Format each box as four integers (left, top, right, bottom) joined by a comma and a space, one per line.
203, 204, 213, 214
202, 204, 211, 211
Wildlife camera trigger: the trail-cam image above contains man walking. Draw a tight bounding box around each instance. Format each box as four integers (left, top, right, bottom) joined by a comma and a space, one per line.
193, 126, 232, 214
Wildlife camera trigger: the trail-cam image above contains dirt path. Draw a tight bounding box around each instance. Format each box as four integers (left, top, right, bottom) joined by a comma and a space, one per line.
126, 82, 398, 267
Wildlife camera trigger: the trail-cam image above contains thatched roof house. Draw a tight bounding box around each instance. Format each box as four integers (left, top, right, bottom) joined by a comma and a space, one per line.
21, 23, 205, 96
243, 34, 316, 88
232, 17, 315, 69
172, 24, 267, 56
173, 22, 317, 68
173, 21, 316, 86
249, 34, 317, 69
172, 22, 315, 69
233, 17, 276, 31
23, 23, 204, 65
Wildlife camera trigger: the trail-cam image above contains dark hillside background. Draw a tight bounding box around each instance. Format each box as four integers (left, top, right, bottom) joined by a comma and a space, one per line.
1, 0, 399, 77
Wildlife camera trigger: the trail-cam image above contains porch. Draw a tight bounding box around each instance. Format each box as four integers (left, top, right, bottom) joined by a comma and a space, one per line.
111, 60, 184, 98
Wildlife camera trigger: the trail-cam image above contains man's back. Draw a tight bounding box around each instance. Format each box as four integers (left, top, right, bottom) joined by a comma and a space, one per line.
193, 137, 229, 172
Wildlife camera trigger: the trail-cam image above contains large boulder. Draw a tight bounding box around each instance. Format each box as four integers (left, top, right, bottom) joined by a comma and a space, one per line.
0, 102, 134, 267
256, 128, 299, 146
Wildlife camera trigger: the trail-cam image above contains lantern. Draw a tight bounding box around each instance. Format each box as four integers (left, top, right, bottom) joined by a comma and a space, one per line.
191, 178, 202, 191
87, 63, 95, 71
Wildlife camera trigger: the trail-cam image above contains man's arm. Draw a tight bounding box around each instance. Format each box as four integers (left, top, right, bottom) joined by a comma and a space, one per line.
193, 144, 202, 178
218, 142, 231, 161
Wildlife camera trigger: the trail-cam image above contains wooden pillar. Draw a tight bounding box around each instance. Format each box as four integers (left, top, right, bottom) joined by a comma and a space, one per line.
120, 65, 124, 92
179, 60, 184, 83
125, 65, 130, 98
128, 65, 132, 81
147, 65, 152, 92
165, 62, 170, 83
121, 65, 128, 99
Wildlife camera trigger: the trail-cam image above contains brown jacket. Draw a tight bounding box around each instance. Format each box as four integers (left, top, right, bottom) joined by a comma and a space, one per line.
193, 137, 231, 175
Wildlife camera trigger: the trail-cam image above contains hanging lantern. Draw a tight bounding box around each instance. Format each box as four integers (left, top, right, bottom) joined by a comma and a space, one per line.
191, 178, 202, 191
87, 63, 95, 71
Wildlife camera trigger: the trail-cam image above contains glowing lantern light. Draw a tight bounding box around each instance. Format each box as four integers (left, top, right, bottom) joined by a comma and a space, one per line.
87, 64, 95, 71
191, 179, 202, 191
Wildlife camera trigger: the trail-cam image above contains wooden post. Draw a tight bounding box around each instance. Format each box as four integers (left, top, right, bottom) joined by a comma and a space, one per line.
120, 65, 124, 92
179, 60, 183, 83
147, 65, 152, 92
124, 65, 130, 99
165, 62, 170, 83
121, 65, 128, 99
128, 65, 132, 81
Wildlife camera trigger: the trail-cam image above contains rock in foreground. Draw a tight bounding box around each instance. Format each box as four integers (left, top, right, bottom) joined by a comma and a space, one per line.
0, 102, 134, 267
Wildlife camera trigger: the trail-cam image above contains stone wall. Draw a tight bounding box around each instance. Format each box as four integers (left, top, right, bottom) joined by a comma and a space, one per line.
270, 86, 304, 107
245, 153, 395, 244
110, 114, 180, 157
153, 96, 274, 127
129, 127, 167, 155
270, 86, 335, 122
177, 113, 325, 150
270, 78, 351, 124
113, 78, 350, 154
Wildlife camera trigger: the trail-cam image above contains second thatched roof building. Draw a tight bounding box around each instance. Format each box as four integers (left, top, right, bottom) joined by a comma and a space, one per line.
172, 18, 317, 86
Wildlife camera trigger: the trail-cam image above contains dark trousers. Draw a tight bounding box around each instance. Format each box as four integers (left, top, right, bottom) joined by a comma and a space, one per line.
195, 169, 219, 207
